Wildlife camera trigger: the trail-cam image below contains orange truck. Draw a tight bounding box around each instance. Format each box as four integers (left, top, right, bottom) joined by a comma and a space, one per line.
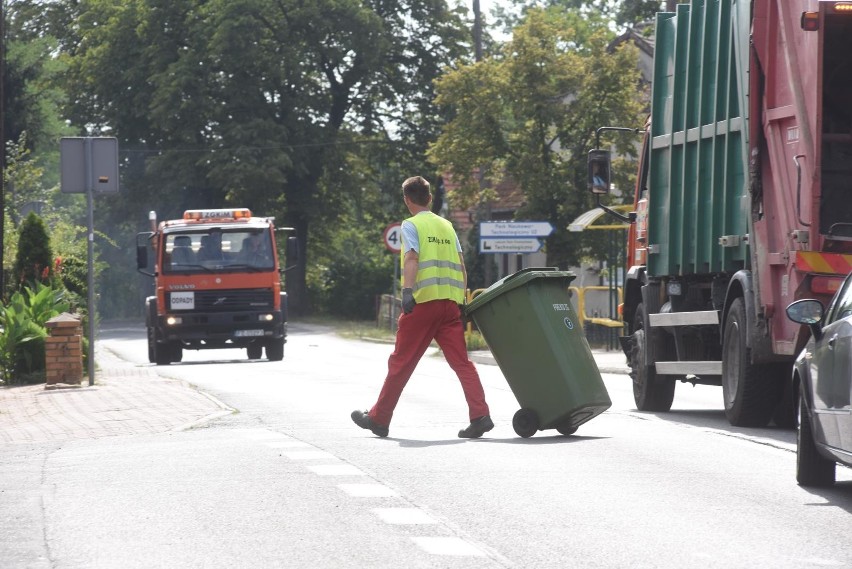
136, 208, 294, 365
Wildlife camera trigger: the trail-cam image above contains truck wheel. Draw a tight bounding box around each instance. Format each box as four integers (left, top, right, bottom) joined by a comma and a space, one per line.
170, 342, 183, 363
797, 386, 835, 486
772, 371, 797, 429
247, 343, 263, 360
265, 338, 284, 361
722, 298, 782, 427
154, 341, 171, 366
147, 327, 156, 363
629, 304, 675, 412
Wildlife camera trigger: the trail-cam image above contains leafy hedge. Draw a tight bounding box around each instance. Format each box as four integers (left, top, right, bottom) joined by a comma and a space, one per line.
0, 282, 71, 384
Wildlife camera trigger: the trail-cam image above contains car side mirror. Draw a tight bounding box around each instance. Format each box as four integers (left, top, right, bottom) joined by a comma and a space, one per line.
588, 149, 612, 195
786, 299, 825, 341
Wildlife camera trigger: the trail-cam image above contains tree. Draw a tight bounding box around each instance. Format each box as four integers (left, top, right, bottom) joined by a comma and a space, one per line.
428, 6, 644, 269
13, 212, 54, 289
61, 0, 472, 316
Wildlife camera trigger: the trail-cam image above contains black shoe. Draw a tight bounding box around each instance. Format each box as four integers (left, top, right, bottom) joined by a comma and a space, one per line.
458, 415, 494, 438
351, 410, 389, 438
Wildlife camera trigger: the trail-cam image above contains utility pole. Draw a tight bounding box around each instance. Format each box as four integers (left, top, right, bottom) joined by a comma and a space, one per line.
473, 0, 482, 62
472, 1, 494, 285
1, 0, 6, 295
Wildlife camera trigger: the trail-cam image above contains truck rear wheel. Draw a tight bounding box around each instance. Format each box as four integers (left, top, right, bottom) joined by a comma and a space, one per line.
265, 338, 284, 361
629, 304, 675, 412
722, 297, 782, 427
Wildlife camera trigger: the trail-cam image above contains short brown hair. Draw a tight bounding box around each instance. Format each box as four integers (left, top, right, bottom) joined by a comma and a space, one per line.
402, 176, 431, 206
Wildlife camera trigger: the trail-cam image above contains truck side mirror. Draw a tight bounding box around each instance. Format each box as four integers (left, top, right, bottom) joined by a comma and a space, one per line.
136, 232, 155, 276
588, 149, 612, 195
281, 236, 300, 272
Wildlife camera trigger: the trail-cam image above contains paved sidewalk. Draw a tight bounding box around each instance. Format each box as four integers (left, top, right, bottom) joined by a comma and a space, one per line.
0, 347, 233, 445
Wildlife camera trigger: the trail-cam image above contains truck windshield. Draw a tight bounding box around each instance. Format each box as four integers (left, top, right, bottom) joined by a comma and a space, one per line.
163, 230, 275, 273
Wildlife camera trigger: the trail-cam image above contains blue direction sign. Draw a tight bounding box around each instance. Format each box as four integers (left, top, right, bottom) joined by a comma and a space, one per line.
480, 221, 553, 238
480, 238, 543, 254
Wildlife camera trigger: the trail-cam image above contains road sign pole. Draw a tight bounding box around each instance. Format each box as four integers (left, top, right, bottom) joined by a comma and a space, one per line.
85, 138, 96, 386
391, 262, 399, 332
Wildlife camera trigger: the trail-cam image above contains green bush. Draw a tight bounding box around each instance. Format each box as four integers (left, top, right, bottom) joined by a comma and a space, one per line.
309, 227, 395, 320
464, 330, 489, 351
0, 282, 70, 384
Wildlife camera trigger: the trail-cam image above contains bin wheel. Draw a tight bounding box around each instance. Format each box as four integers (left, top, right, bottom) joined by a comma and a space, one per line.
556, 423, 578, 436
512, 409, 539, 438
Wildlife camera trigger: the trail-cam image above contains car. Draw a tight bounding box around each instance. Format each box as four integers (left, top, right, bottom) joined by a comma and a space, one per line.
786, 273, 852, 487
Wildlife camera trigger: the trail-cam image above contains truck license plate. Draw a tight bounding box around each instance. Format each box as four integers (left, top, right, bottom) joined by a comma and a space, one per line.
235, 329, 264, 337
170, 292, 195, 310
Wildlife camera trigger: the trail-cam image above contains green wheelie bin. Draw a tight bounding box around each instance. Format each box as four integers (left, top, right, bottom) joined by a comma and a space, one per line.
465, 268, 611, 437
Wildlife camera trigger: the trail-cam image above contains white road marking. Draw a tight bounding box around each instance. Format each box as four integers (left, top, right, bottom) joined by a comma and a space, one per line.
337, 484, 399, 497
245, 431, 289, 440
264, 441, 311, 448
281, 450, 335, 460
372, 508, 437, 525
411, 537, 487, 557
306, 464, 365, 476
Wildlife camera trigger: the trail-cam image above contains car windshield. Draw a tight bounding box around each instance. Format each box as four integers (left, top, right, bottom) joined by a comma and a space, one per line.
163, 229, 274, 273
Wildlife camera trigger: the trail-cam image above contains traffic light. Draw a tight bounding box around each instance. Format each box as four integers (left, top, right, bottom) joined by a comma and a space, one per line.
432, 176, 446, 214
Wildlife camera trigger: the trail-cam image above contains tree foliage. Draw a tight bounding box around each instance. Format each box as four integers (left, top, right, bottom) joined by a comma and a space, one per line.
429, 6, 644, 269
60, 0, 471, 316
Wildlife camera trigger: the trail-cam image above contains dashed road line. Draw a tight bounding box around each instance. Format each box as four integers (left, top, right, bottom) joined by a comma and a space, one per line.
264, 440, 311, 448
372, 508, 437, 525
280, 449, 336, 460
305, 463, 365, 476
411, 537, 488, 557
252, 430, 505, 564
338, 483, 399, 497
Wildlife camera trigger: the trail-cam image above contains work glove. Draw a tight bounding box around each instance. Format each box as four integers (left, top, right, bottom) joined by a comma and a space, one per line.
402, 288, 416, 314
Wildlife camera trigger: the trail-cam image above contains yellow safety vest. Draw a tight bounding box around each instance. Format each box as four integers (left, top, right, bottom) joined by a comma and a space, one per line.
402, 213, 465, 303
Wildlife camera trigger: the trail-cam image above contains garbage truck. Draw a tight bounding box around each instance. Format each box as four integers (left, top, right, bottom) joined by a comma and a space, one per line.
588, 1, 852, 427
136, 208, 295, 365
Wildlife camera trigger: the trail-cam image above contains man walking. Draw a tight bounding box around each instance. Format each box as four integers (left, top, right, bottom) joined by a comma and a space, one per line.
352, 176, 493, 439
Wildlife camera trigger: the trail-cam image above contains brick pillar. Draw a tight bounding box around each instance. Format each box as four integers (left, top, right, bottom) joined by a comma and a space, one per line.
45, 313, 84, 388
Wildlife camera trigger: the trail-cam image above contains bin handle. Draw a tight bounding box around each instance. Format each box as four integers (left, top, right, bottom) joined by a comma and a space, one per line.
502, 267, 558, 282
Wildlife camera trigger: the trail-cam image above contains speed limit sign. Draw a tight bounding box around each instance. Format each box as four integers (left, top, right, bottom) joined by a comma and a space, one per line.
382, 222, 402, 253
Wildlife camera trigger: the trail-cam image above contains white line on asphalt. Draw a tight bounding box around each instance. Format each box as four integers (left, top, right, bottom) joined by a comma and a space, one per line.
264, 441, 311, 448
306, 464, 365, 476
281, 450, 336, 460
244, 430, 289, 440
372, 508, 437, 525
337, 484, 399, 497
410, 537, 487, 557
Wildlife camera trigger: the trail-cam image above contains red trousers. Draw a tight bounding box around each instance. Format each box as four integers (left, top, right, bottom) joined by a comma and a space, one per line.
368, 299, 490, 427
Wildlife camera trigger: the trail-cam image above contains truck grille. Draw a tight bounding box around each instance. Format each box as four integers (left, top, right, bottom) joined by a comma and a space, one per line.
169, 288, 274, 312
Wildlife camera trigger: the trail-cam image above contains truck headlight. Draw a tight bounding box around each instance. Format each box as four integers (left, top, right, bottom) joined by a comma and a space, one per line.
259, 313, 274, 322
166, 316, 182, 326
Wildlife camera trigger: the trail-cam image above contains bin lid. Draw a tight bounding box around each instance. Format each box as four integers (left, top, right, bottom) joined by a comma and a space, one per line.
465, 267, 576, 315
